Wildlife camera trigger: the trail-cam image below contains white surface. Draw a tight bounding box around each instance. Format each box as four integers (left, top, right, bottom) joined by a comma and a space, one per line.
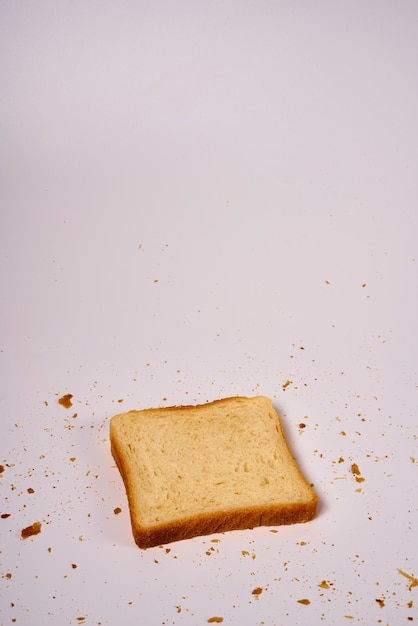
1, 1, 418, 624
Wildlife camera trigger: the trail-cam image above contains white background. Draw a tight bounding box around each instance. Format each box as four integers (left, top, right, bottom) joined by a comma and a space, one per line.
1, 1, 417, 624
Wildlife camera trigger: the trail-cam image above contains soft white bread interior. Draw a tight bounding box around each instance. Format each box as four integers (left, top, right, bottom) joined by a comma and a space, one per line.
110, 395, 317, 549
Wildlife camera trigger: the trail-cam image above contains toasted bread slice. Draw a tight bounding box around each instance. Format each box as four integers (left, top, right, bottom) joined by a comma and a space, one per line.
110, 395, 317, 548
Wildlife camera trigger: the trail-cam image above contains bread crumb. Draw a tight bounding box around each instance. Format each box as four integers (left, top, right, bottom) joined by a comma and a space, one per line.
21, 521, 41, 539
318, 580, 330, 589
397, 569, 418, 590
297, 598, 310, 605
251, 587, 263, 596
1, 513, 11, 519
282, 380, 292, 390
58, 394, 73, 408
27, 487, 35, 494
351, 463, 365, 483
207, 618, 223, 624
113, 507, 122, 515
375, 598, 385, 608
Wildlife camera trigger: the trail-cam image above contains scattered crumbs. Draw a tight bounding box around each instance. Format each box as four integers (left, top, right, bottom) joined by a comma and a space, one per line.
175, 605, 182, 613
113, 507, 122, 515
242, 550, 250, 557
397, 569, 418, 590
297, 599, 310, 605
1, 513, 11, 519
21, 521, 41, 539
27, 487, 35, 494
338, 457, 344, 463
375, 598, 385, 608
282, 380, 292, 390
58, 394, 73, 409
207, 618, 224, 624
251, 587, 263, 596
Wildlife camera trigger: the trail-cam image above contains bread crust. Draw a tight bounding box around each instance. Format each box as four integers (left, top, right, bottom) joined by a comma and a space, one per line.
110, 396, 318, 549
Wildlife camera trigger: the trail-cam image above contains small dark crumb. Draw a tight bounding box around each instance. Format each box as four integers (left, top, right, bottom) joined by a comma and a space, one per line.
1, 513, 11, 519
113, 507, 122, 515
299, 423, 306, 429
251, 587, 263, 596
375, 598, 385, 608
297, 598, 311, 605
207, 618, 224, 624
58, 394, 73, 408
71, 563, 77, 569
0, 465, 4, 473
27, 487, 35, 494
21, 521, 41, 539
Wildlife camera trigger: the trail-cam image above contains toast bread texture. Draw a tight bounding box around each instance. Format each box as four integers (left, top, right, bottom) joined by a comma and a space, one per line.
110, 395, 317, 548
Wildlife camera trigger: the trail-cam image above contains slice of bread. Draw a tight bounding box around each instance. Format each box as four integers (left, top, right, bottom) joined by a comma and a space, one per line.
110, 395, 317, 549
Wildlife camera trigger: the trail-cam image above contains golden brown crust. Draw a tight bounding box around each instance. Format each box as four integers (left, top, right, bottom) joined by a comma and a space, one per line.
110, 396, 318, 549
131, 499, 317, 549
